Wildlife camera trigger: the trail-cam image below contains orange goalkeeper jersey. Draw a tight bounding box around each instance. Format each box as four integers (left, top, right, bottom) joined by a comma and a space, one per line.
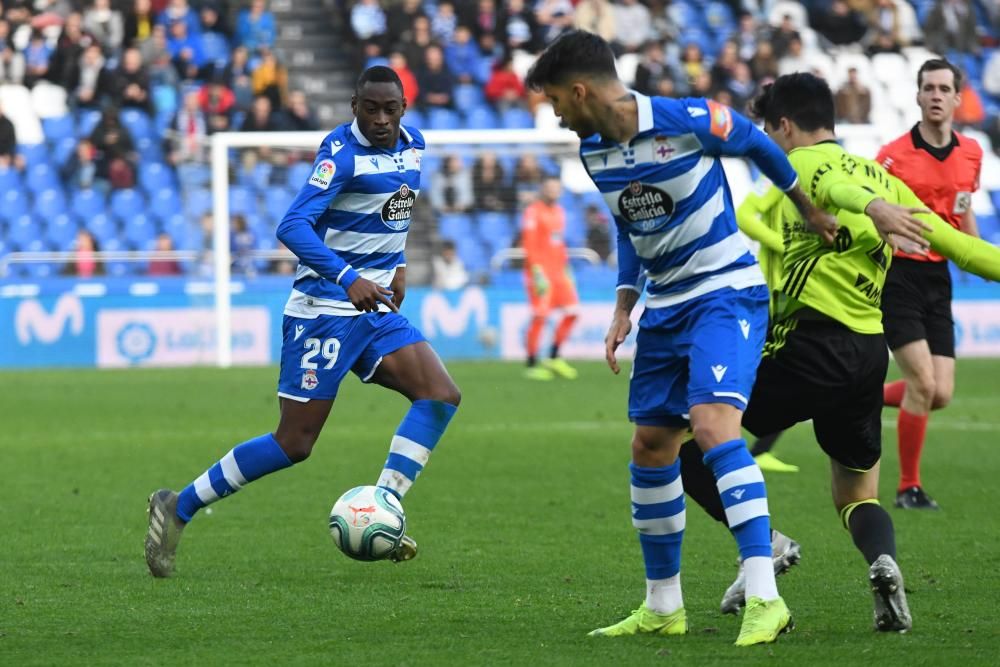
521, 200, 568, 277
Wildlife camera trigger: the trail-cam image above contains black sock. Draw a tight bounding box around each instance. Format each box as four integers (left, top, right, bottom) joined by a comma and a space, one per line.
679, 438, 727, 524
527, 355, 537, 367
549, 343, 559, 359
749, 431, 783, 457
847, 502, 897, 565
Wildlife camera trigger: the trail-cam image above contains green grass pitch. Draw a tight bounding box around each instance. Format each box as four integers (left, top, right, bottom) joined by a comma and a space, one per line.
2, 360, 999, 666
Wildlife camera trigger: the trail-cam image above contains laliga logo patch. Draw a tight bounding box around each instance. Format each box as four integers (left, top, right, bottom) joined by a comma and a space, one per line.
381, 183, 415, 230
308, 160, 335, 190
301, 369, 319, 390
348, 504, 375, 527
618, 181, 674, 232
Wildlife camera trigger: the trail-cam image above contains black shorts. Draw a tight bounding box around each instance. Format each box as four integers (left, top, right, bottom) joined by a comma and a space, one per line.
881, 257, 954, 357
743, 316, 888, 471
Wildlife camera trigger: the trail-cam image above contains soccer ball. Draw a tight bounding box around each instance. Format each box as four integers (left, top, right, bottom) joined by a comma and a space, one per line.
328, 486, 406, 561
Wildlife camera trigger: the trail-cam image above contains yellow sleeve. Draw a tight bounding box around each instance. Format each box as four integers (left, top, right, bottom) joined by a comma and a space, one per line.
736, 187, 784, 254
789, 148, 878, 214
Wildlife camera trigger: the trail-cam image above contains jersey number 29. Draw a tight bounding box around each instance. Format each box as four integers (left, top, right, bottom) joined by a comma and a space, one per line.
301, 337, 341, 370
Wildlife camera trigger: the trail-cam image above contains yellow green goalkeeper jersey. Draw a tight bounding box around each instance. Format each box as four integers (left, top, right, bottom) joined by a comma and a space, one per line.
777, 141, 1000, 334
736, 179, 784, 312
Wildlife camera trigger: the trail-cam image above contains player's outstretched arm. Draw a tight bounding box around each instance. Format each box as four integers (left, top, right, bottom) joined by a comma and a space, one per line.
736, 188, 784, 254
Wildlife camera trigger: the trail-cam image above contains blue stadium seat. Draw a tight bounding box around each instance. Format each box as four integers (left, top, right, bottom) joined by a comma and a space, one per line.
428, 107, 460, 130
152, 85, 178, 118
465, 106, 498, 130
77, 109, 102, 137
124, 213, 157, 248
19, 144, 50, 168
402, 109, 425, 129
110, 188, 147, 220
474, 55, 493, 84
177, 163, 210, 189
137, 161, 177, 195
42, 115, 76, 143
54, 136, 78, 167
25, 162, 57, 194
265, 187, 295, 222
477, 211, 515, 251
229, 185, 256, 216
1, 189, 30, 221
46, 214, 79, 250
148, 187, 180, 222
500, 107, 534, 129
201, 32, 232, 67
20, 239, 55, 279
0, 165, 22, 191
438, 213, 473, 240
454, 84, 485, 110
101, 237, 133, 276
286, 161, 313, 188
121, 109, 153, 141
978, 213, 1000, 243
33, 189, 66, 219
575, 264, 617, 289
84, 213, 118, 244
7, 214, 38, 248
136, 136, 164, 163
456, 238, 488, 273
183, 188, 213, 220
704, 1, 735, 33
70, 188, 107, 219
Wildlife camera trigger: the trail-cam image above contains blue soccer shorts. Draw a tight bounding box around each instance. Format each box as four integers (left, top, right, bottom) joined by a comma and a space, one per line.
277, 311, 426, 402
628, 284, 769, 427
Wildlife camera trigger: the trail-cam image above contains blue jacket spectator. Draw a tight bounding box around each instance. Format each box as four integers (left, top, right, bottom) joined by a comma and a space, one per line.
158, 0, 202, 37
445, 25, 479, 84
350, 0, 387, 43
237, 0, 277, 52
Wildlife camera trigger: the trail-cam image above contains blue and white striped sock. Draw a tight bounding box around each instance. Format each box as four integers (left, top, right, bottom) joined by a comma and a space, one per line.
703, 438, 777, 601
175, 433, 293, 522
631, 461, 685, 614
376, 400, 457, 499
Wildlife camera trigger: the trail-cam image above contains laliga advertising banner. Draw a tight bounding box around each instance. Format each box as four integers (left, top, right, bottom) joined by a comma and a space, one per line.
2, 278, 1000, 367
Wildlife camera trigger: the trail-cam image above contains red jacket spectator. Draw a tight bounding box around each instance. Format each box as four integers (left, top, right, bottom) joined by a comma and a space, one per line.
485, 62, 525, 103
389, 52, 420, 106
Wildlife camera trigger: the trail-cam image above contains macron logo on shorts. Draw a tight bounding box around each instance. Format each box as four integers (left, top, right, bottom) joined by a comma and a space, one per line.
739, 319, 750, 340
294, 324, 305, 340
711, 364, 728, 383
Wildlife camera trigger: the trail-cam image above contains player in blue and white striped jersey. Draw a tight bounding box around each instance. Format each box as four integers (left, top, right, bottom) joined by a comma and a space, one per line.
527, 31, 838, 646
144, 67, 460, 577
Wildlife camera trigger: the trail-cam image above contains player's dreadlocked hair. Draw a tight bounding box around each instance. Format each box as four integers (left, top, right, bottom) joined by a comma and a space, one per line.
917, 58, 963, 91
525, 30, 618, 91
355, 65, 403, 95
750, 72, 835, 133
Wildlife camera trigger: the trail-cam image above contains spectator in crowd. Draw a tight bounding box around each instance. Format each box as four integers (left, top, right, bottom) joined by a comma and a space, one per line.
711, 41, 741, 91
168, 91, 207, 163
240, 94, 281, 131
0, 101, 21, 170
432, 240, 470, 290
159, 0, 202, 38
430, 1, 458, 44
0, 20, 25, 85
690, 70, 713, 97
514, 153, 546, 205
647, 0, 681, 45
251, 47, 288, 110
866, 28, 904, 56
778, 35, 810, 75
111, 47, 153, 113
168, 20, 204, 83
224, 45, 254, 109
484, 53, 526, 109
90, 108, 137, 189
472, 151, 513, 212
125, 0, 156, 47
230, 213, 256, 276
535, 0, 575, 46
148, 232, 184, 276
955, 80, 986, 127
613, 0, 651, 53
198, 75, 236, 132
633, 41, 674, 97
680, 42, 707, 87
350, 0, 387, 46
446, 25, 480, 85
386, 0, 426, 45
200, 4, 231, 40
749, 40, 779, 81
24, 30, 53, 88
727, 61, 757, 112
84, 0, 124, 54
63, 230, 104, 278
238, 0, 278, 52
140, 23, 169, 68
733, 12, 763, 62
430, 155, 474, 213
417, 44, 455, 110
769, 13, 800, 59
868, 0, 906, 49
401, 15, 434, 77
71, 43, 111, 108
61, 139, 105, 191
574, 0, 616, 43
282, 90, 319, 131
835, 66, 872, 124
389, 51, 419, 106
469, 0, 501, 44
813, 0, 868, 46
504, 0, 539, 52
584, 203, 611, 262
924, 0, 980, 56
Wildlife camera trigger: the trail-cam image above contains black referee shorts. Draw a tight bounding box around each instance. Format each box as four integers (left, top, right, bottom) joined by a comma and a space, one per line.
743, 316, 889, 472
881, 257, 954, 357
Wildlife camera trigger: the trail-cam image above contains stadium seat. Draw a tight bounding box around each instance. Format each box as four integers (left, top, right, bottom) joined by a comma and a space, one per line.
20, 239, 55, 279
137, 161, 177, 195
977, 214, 1000, 244
201, 32, 232, 68
177, 163, 211, 189
428, 107, 460, 130
464, 106, 498, 130
70, 188, 107, 219
500, 107, 534, 130
42, 115, 76, 143
871, 53, 909, 89
85, 213, 118, 244
286, 161, 313, 188
120, 109, 153, 141
0, 165, 22, 192
45, 213, 78, 250
616, 53, 640, 87
183, 187, 213, 220
101, 236, 133, 276
152, 84, 179, 118
136, 136, 164, 163
124, 213, 157, 249
7, 214, 37, 248
668, 1, 705, 31
77, 108, 102, 137
455, 238, 489, 273
768, 0, 807, 29
402, 109, 424, 129
31, 81, 69, 119
53, 136, 77, 167
148, 187, 180, 222
25, 162, 57, 194
33, 189, 66, 219
477, 211, 514, 245
438, 213, 473, 240
229, 185, 256, 216
265, 187, 295, 222
110, 188, 147, 220
20, 144, 50, 168
454, 84, 484, 110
